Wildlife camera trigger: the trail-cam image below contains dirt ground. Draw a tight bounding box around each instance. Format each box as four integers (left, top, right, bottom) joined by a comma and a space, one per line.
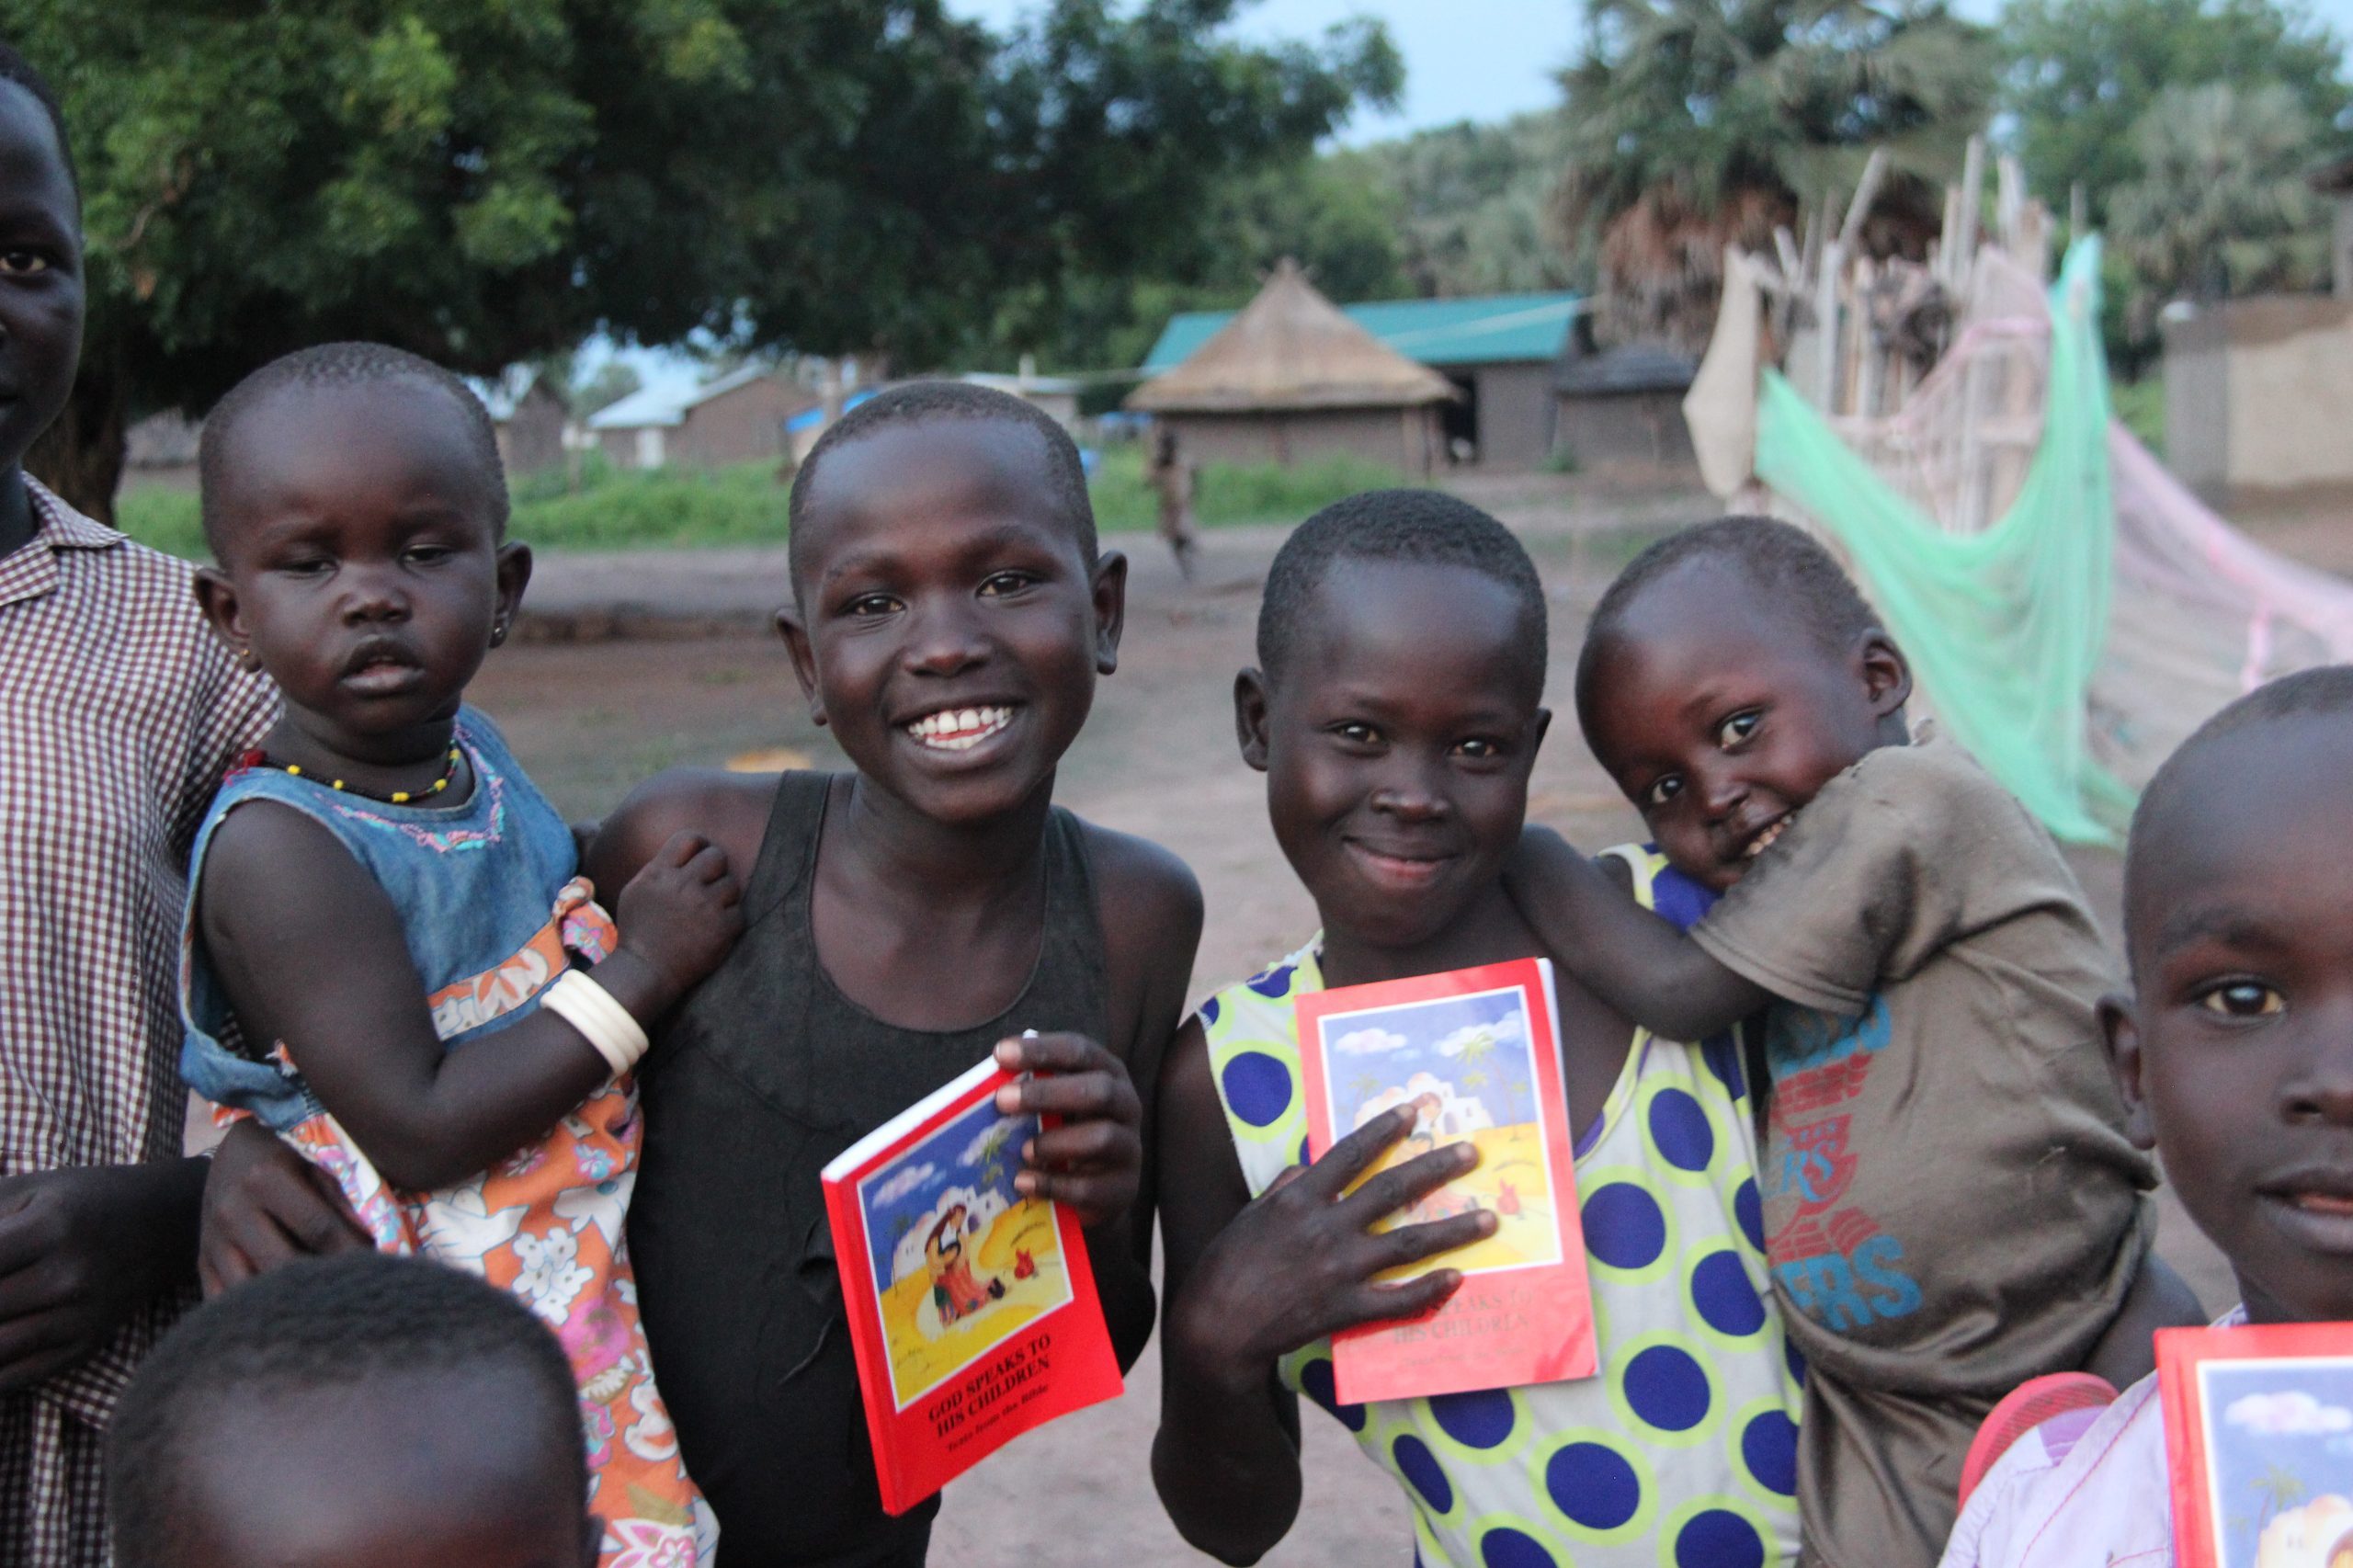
463, 474, 2255, 1566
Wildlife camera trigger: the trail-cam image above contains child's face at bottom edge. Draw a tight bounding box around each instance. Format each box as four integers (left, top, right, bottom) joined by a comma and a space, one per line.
1581, 559, 1908, 892
176, 1373, 597, 1568
780, 420, 1124, 828
1241, 559, 1548, 952
198, 381, 528, 760
2108, 718, 2353, 1325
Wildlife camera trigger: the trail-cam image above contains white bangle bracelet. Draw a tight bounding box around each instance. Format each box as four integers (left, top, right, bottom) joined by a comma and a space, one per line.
540, 969, 650, 1078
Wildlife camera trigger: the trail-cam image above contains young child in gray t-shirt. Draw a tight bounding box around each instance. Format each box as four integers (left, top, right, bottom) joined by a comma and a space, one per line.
1508, 517, 2191, 1568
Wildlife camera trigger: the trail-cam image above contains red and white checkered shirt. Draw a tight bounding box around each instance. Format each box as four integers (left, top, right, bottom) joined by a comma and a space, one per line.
0, 479, 274, 1565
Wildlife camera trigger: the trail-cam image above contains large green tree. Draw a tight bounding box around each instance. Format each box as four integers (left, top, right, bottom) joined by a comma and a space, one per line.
1363, 111, 1582, 297
3, 0, 1396, 519
1999, 0, 2350, 229
1553, 0, 1997, 350
2109, 83, 2333, 321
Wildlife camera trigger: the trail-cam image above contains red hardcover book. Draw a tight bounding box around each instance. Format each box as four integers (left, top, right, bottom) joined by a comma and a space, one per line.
2157, 1320, 2353, 1568
1293, 957, 1597, 1405
822, 1056, 1123, 1516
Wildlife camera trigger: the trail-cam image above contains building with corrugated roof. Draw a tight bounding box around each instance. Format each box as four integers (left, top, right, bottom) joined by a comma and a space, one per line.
1139, 278, 1582, 469
1126, 261, 1459, 476
586, 365, 819, 471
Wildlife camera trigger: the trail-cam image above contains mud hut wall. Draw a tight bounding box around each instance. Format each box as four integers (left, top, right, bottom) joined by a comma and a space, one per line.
1163, 408, 1437, 477
596, 425, 665, 470
1552, 390, 1698, 474
1466, 363, 1558, 469
495, 383, 570, 477
2218, 298, 2353, 495
2161, 311, 2231, 499
671, 378, 811, 468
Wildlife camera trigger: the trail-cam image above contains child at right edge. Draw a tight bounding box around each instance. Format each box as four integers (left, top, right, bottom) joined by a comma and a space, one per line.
1939, 665, 2353, 1564
1506, 517, 2197, 1567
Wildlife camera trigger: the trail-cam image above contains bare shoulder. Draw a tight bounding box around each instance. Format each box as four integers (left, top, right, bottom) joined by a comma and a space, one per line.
585, 767, 788, 893
1079, 819, 1204, 952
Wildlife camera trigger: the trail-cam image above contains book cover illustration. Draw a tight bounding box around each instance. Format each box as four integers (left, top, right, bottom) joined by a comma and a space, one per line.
2157, 1321, 2353, 1568
824, 1057, 1122, 1515
1295, 958, 1596, 1405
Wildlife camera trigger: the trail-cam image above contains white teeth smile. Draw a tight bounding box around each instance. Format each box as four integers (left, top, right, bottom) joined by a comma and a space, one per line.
1743, 816, 1791, 858
904, 705, 1015, 751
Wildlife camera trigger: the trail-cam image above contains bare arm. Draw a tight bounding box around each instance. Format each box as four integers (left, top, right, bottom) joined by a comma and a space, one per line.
200, 802, 741, 1191
1087, 825, 1208, 1370
1504, 825, 1771, 1041
1151, 1019, 1490, 1564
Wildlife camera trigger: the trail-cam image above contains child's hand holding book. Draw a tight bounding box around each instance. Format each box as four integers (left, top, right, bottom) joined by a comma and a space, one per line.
1166, 1108, 1496, 1396
991, 1032, 1142, 1229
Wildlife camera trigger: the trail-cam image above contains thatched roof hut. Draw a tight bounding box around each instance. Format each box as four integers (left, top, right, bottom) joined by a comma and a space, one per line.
1127, 260, 1455, 475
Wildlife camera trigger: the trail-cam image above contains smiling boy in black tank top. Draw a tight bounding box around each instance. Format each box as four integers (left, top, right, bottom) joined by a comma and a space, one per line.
585, 383, 1204, 1566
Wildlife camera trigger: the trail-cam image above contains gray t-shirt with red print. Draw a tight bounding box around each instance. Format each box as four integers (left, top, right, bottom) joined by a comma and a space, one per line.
1692, 733, 2155, 1568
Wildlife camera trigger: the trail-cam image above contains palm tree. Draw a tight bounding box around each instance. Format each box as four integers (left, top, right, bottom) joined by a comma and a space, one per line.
2248, 1462, 2307, 1528
1553, 0, 1997, 350
2108, 83, 2331, 336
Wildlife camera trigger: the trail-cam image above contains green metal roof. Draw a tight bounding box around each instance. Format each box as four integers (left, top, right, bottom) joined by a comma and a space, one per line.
1141, 290, 1582, 372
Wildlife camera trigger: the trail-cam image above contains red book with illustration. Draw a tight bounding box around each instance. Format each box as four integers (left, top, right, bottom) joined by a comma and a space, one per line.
822, 1056, 1123, 1516
2157, 1319, 2353, 1568
1294, 957, 1596, 1404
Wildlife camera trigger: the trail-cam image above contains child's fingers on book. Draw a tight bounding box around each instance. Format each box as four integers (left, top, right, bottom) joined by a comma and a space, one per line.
1335, 1140, 1479, 1224
1017, 1168, 1133, 1215
994, 1030, 1123, 1076
1303, 1107, 1419, 1194
1005, 1069, 1141, 1122
1370, 1209, 1495, 1274
1351, 1271, 1462, 1326
1027, 1119, 1135, 1168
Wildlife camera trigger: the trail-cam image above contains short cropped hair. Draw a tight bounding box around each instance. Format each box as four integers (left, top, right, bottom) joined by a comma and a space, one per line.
2125, 664, 2353, 923
199, 343, 509, 553
1256, 488, 1547, 694
1576, 515, 1880, 716
787, 381, 1096, 585
108, 1254, 581, 1567
0, 42, 76, 204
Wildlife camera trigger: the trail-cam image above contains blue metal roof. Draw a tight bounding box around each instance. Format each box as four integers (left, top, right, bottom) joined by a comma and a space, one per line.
1142, 291, 1582, 372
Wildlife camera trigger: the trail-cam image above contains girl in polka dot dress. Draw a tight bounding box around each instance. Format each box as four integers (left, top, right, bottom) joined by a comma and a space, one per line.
1153, 494, 1802, 1567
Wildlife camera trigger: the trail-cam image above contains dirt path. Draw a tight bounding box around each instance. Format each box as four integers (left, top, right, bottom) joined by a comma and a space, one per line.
470, 507, 2234, 1567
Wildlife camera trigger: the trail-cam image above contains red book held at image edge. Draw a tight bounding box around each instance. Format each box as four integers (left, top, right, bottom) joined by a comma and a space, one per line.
1295, 956, 1596, 1405
822, 1056, 1123, 1516
2157, 1319, 2353, 1568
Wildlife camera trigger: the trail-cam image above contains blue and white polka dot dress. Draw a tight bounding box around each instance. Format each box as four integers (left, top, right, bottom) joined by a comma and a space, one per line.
1201, 846, 1803, 1567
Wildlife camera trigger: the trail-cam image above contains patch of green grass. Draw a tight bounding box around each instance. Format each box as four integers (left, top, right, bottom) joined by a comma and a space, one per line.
114, 486, 206, 560
2111, 378, 2164, 458
517, 461, 790, 550
114, 443, 1412, 562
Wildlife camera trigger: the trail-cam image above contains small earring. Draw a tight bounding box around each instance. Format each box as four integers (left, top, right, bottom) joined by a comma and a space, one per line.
491, 619, 508, 647
237, 648, 261, 672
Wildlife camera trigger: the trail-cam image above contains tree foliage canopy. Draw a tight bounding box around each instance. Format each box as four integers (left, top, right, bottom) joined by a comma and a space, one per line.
1552, 0, 1996, 348
2109, 82, 2332, 322
1999, 0, 2350, 228
0, 0, 1398, 513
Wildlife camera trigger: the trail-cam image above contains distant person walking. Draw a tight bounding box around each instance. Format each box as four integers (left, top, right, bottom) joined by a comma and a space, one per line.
1145, 426, 1199, 578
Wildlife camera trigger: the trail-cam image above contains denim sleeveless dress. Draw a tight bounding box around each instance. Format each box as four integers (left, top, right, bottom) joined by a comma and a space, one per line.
627, 771, 1123, 1568
178, 708, 717, 1566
